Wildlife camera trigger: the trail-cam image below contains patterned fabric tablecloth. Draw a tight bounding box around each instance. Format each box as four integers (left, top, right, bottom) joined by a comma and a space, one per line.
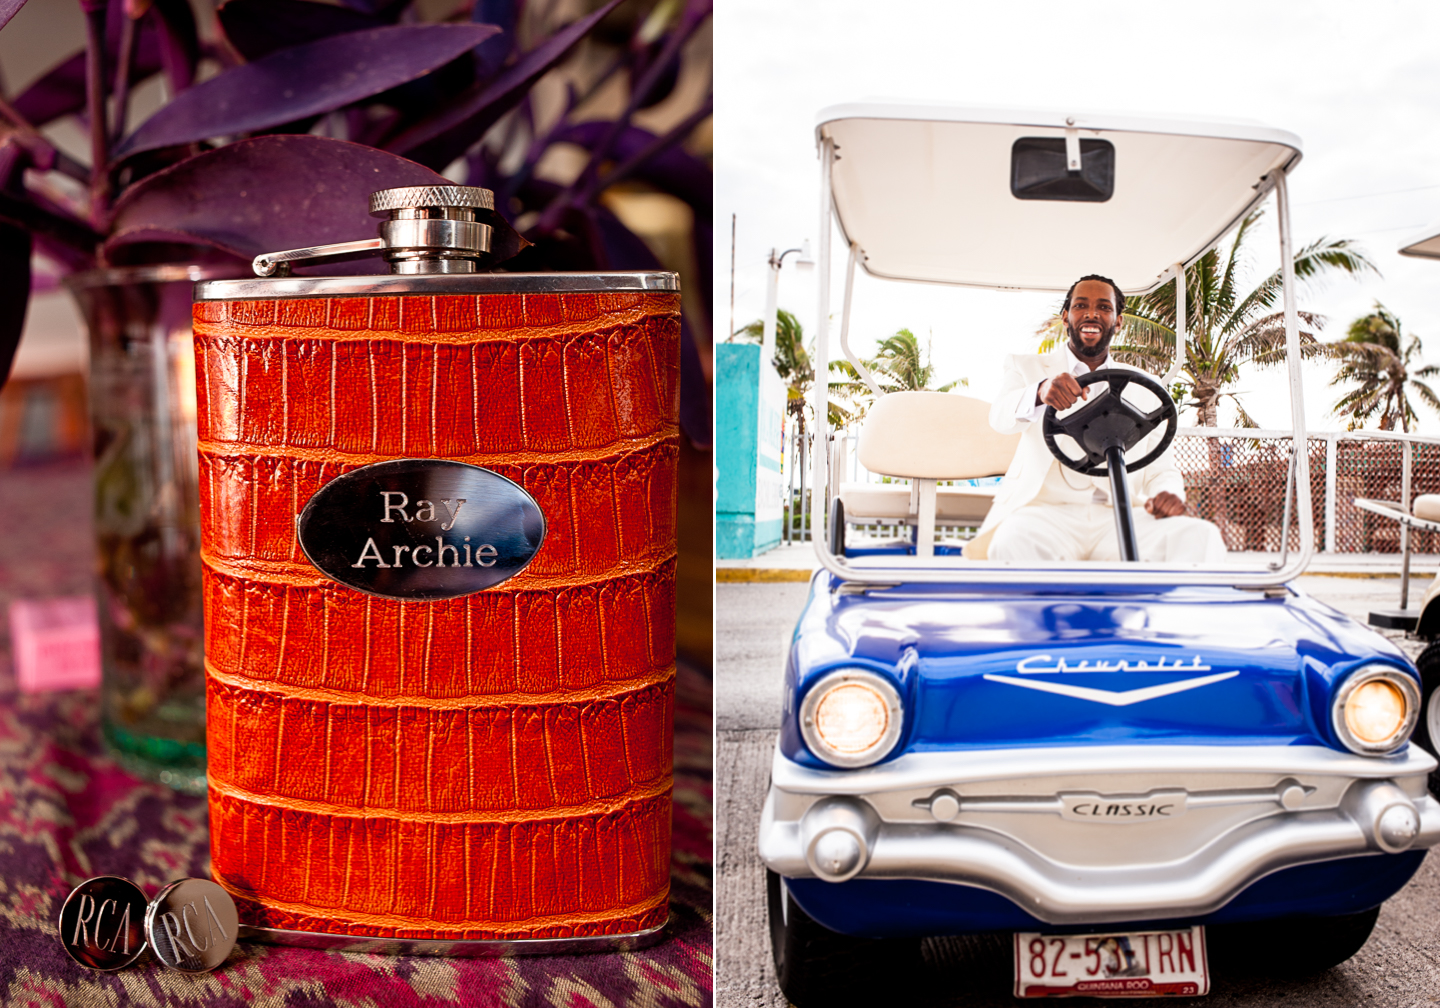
0, 461, 713, 1007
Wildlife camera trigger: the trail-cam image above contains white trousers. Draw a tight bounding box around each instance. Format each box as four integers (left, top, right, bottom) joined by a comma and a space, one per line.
988, 503, 1227, 563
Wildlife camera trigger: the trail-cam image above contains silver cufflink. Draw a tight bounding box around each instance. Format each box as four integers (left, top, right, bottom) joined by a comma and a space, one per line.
59, 876, 237, 973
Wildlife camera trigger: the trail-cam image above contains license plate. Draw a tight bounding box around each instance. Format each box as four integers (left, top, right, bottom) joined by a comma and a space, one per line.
1013, 927, 1208, 998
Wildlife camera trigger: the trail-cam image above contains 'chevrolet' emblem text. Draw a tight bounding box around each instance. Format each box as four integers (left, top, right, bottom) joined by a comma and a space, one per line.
983, 654, 1238, 706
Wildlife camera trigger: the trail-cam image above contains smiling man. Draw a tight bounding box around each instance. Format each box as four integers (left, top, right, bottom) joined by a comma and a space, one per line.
963, 274, 1226, 562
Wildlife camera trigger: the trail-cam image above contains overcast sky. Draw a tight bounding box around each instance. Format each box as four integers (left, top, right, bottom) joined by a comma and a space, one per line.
715, 0, 1440, 430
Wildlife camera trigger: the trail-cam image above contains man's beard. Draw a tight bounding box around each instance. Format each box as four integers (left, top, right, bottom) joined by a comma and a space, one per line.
1067, 320, 1115, 359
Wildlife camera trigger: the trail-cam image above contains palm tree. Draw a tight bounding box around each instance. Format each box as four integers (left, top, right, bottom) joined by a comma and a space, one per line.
870, 328, 963, 393
826, 358, 872, 425
733, 309, 852, 427
1328, 304, 1440, 432
733, 309, 811, 418
1034, 210, 1376, 426
828, 327, 965, 422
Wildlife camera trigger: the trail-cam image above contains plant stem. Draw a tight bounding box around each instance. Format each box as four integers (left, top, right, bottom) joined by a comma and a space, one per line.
83, 1, 111, 221
0, 93, 88, 182
111, 4, 139, 147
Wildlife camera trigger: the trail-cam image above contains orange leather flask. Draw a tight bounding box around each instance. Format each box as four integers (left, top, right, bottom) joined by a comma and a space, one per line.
192, 186, 678, 950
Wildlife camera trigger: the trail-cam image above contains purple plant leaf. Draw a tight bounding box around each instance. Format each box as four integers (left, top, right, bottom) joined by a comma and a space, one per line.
114, 24, 500, 161
12, 51, 87, 127
0, 138, 98, 267
4, 188, 99, 268
629, 38, 681, 111
386, 0, 625, 170
13, 19, 163, 128
103, 134, 527, 271
471, 0, 517, 77
0, 0, 28, 35
104, 135, 449, 265
218, 0, 385, 62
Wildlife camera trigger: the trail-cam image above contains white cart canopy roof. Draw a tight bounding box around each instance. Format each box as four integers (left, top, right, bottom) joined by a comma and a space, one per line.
815, 103, 1302, 295
1399, 225, 1440, 260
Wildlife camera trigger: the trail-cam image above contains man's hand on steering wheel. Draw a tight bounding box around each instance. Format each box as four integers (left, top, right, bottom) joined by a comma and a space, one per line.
1041, 369, 1180, 476
1036, 373, 1090, 410
1145, 491, 1187, 519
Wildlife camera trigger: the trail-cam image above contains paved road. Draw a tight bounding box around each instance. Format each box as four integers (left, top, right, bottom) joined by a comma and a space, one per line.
715, 577, 1440, 1007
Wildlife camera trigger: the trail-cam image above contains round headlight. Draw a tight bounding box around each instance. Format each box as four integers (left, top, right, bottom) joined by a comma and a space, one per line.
800, 669, 903, 768
1332, 665, 1420, 755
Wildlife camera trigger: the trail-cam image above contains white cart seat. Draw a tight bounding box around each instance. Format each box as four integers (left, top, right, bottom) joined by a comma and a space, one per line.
839, 482, 998, 525
838, 392, 1019, 552
856, 391, 1019, 480
1414, 495, 1440, 522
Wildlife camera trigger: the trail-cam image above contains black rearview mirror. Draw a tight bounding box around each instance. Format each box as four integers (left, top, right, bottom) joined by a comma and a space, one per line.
1011, 137, 1115, 202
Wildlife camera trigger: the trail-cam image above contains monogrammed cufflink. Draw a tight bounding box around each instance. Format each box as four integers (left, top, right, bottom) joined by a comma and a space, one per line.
59, 875, 238, 973
58, 876, 149, 971
143, 878, 238, 973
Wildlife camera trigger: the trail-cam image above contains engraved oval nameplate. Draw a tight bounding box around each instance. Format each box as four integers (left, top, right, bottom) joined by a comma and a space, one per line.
297, 459, 546, 600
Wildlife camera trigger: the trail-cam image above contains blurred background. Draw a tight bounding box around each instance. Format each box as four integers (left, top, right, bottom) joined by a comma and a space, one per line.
0, 0, 713, 669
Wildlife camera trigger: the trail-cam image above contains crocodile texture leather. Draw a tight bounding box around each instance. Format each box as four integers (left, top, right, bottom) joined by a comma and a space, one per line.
194, 290, 679, 939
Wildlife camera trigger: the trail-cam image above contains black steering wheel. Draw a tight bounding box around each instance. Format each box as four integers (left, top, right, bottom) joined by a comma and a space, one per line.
1042, 368, 1179, 476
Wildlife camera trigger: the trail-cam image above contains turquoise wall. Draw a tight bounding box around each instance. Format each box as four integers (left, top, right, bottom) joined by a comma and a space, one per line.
717, 343, 786, 559
716, 344, 758, 558
717, 342, 787, 558
716, 343, 758, 517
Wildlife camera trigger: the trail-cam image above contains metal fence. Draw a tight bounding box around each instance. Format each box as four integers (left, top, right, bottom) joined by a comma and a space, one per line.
825, 426, 1440, 554
782, 417, 811, 543
1173, 428, 1440, 554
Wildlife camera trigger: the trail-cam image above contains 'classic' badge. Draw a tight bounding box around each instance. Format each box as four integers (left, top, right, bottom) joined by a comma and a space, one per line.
297, 459, 546, 600
1060, 790, 1188, 823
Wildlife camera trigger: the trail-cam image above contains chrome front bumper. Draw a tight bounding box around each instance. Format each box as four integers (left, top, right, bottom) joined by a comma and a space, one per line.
758, 743, 1440, 925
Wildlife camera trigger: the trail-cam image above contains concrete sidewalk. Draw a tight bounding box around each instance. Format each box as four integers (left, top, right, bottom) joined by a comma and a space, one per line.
716, 542, 818, 580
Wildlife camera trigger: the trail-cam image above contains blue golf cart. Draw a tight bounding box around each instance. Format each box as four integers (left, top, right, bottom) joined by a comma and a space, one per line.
758, 104, 1440, 1002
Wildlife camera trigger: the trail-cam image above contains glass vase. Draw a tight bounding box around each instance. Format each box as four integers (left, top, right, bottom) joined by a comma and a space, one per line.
65, 265, 233, 794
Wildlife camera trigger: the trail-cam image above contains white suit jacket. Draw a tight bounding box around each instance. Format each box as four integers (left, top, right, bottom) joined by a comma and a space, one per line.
963, 348, 1185, 560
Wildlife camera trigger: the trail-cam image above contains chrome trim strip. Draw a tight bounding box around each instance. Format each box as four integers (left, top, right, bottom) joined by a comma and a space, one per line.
813, 554, 1312, 590
929, 784, 1295, 817
770, 743, 1438, 795
237, 917, 670, 957
194, 271, 679, 300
